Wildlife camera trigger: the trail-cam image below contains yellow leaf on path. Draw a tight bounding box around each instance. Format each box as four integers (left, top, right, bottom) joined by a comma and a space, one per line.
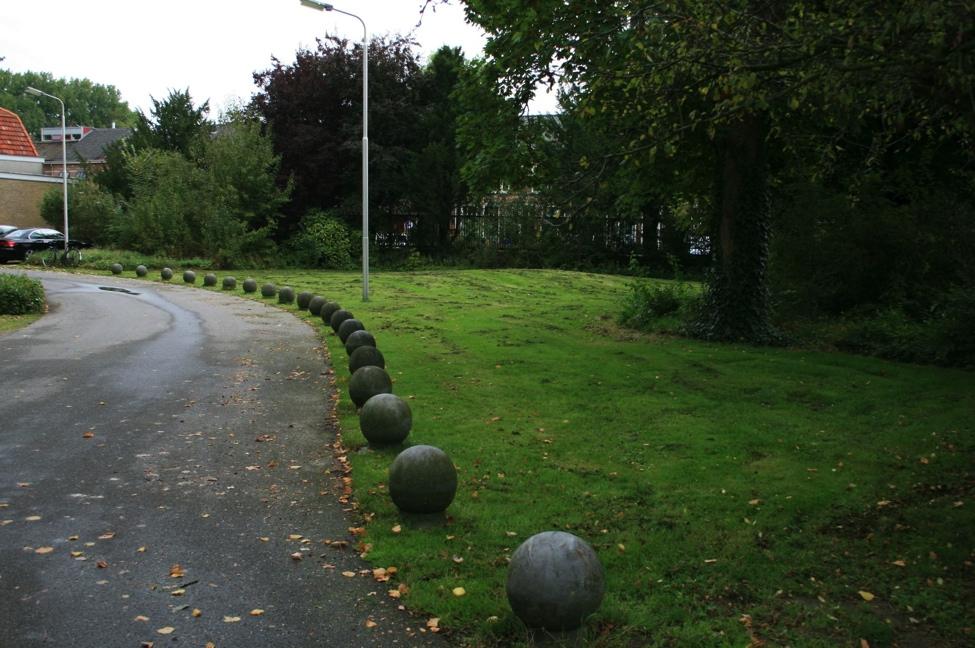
98, 532, 116, 540
134, 615, 149, 622
70, 551, 83, 558
259, 537, 269, 542
83, 431, 94, 439
137, 546, 147, 553
388, 589, 401, 599
223, 616, 241, 623
249, 609, 264, 616
290, 552, 303, 561
34, 546, 54, 555
169, 564, 185, 578
156, 626, 175, 635
25, 515, 41, 521
171, 589, 186, 597
452, 587, 466, 597
364, 619, 378, 628
858, 591, 876, 601
342, 571, 356, 578
192, 609, 202, 618
288, 534, 303, 541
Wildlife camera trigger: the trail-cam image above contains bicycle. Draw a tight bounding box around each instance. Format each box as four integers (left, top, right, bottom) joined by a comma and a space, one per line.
40, 244, 83, 268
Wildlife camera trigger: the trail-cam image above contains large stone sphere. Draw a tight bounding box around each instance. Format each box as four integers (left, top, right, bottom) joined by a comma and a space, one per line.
337, 318, 364, 343
135, 265, 148, 277
345, 330, 376, 356
308, 295, 327, 316
360, 393, 411, 445
260, 283, 277, 298
321, 302, 341, 325
110, 263, 123, 275
222, 276, 237, 290
278, 287, 295, 304
506, 531, 605, 631
330, 309, 354, 333
161, 267, 173, 281
296, 291, 314, 309
204, 273, 218, 287
348, 365, 392, 408
183, 270, 196, 284
388, 445, 457, 514
243, 278, 258, 293
349, 345, 385, 374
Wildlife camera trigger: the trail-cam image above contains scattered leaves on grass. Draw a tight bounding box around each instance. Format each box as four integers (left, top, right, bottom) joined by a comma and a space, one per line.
858, 591, 876, 601
426, 618, 440, 632
391, 524, 401, 534
452, 587, 466, 597
892, 560, 907, 567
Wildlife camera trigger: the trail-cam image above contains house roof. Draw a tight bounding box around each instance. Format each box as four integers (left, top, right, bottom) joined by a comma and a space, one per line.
0, 108, 40, 157
36, 127, 132, 164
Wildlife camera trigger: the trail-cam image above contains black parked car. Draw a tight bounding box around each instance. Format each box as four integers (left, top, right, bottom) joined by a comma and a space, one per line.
0, 225, 17, 237
0, 228, 89, 264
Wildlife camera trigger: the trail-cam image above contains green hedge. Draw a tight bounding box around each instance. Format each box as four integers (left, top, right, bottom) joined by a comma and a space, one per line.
0, 274, 45, 315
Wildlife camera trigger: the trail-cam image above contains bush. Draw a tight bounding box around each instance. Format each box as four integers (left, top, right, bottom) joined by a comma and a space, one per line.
41, 179, 121, 246
618, 279, 699, 333
0, 274, 45, 315
287, 209, 356, 268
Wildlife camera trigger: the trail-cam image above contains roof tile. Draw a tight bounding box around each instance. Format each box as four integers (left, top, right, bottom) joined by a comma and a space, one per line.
0, 108, 40, 157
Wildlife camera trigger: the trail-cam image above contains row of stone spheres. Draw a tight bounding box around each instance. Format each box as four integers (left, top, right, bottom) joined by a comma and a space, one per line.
111, 264, 605, 632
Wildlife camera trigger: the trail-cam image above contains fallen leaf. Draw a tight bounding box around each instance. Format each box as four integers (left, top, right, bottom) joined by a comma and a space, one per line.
169, 564, 185, 578
249, 609, 264, 616
861, 639, 871, 648
67, 535, 79, 541
427, 617, 440, 632
704, 559, 718, 564
134, 615, 149, 622
83, 431, 94, 439
858, 591, 876, 601
70, 551, 84, 558
223, 616, 241, 623
17, 482, 30, 488
892, 560, 907, 567
137, 546, 147, 553
748, 499, 762, 505
452, 556, 464, 564
452, 587, 466, 597
372, 568, 389, 582
341, 571, 356, 578
388, 589, 401, 599
156, 626, 175, 635
290, 552, 303, 561
171, 589, 186, 597
391, 524, 402, 534
96, 560, 109, 569
205, 643, 215, 648
25, 515, 41, 521
259, 537, 269, 542
98, 532, 116, 540
288, 534, 303, 541
34, 546, 54, 555
364, 619, 378, 628
192, 609, 202, 618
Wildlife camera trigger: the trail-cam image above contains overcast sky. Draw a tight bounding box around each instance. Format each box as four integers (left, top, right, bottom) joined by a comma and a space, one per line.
1, 0, 558, 118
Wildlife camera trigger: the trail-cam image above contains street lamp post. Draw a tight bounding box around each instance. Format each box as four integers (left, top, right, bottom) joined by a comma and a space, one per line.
300, 0, 370, 301
25, 86, 69, 252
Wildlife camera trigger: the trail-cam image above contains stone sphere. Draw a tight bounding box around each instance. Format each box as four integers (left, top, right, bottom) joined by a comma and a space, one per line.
296, 291, 314, 309
308, 295, 327, 316
345, 329, 376, 356
388, 445, 457, 514
360, 393, 411, 445
330, 308, 354, 333
348, 365, 392, 408
161, 267, 173, 281
506, 531, 605, 631
203, 273, 217, 287
110, 263, 123, 275
243, 278, 258, 293
183, 270, 196, 284
135, 265, 148, 277
349, 345, 385, 374
321, 301, 341, 324
337, 318, 364, 343
261, 283, 277, 298
222, 276, 237, 290
278, 287, 295, 304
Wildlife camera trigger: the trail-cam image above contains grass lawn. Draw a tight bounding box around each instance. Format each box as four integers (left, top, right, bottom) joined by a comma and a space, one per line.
0, 312, 42, 336
100, 266, 975, 645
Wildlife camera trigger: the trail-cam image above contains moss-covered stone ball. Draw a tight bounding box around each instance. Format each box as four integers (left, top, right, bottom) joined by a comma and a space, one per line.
261, 283, 277, 298
222, 276, 237, 290
330, 308, 354, 333
360, 393, 411, 445
278, 286, 295, 304
203, 273, 217, 287
308, 295, 327, 315
349, 345, 386, 374
296, 291, 313, 309
110, 263, 123, 275
337, 318, 364, 343
388, 445, 457, 514
135, 265, 148, 277
348, 365, 392, 407
161, 267, 173, 281
345, 329, 376, 356
321, 301, 341, 324
243, 278, 258, 293
183, 270, 196, 284
506, 531, 605, 631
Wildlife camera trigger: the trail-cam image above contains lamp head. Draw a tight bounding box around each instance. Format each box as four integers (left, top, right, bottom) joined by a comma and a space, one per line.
25, 86, 43, 97
300, 0, 334, 10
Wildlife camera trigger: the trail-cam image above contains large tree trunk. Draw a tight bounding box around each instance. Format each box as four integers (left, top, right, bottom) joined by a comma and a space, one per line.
692, 113, 776, 342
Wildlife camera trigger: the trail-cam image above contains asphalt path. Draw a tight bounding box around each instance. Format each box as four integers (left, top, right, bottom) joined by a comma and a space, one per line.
0, 271, 442, 647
